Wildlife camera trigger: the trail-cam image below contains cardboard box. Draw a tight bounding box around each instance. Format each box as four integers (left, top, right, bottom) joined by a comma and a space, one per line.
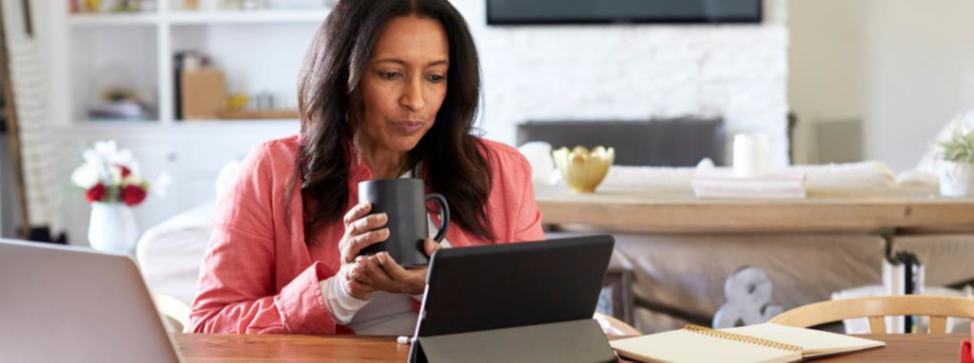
181, 68, 227, 120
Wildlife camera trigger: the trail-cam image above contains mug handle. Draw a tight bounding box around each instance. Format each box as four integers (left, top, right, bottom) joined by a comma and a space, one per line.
425, 193, 450, 243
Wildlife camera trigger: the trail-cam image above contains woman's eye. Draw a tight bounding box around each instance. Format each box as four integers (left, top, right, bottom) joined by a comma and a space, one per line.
427, 74, 446, 83
380, 72, 401, 80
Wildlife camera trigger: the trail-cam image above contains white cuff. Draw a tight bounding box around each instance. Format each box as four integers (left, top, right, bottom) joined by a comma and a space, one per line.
320, 276, 371, 325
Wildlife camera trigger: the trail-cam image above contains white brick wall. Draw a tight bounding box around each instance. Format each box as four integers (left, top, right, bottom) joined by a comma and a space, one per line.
453, 0, 791, 167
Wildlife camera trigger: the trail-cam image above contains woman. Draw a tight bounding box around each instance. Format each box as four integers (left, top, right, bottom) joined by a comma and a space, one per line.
190, 0, 544, 335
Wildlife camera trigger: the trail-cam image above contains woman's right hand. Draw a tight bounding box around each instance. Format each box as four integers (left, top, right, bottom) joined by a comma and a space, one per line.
337, 202, 390, 301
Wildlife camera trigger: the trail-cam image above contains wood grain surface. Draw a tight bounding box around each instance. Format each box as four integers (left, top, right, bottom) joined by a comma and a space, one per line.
176, 333, 969, 362
536, 186, 974, 234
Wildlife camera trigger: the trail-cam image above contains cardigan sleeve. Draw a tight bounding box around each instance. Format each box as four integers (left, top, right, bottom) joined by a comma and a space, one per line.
510, 150, 546, 242
189, 143, 341, 335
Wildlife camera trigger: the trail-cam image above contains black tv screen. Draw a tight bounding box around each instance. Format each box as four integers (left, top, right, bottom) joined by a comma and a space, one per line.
487, 0, 763, 25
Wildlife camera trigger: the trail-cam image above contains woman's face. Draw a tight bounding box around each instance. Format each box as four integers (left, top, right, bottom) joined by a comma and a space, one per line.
356, 15, 450, 153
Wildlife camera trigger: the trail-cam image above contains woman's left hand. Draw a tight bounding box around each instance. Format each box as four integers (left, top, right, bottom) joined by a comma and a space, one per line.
347, 238, 442, 295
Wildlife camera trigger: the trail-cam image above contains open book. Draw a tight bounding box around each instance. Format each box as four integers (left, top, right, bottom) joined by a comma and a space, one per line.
610, 323, 885, 363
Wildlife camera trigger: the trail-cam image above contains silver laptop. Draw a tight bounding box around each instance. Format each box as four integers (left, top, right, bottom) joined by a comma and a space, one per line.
0, 239, 183, 362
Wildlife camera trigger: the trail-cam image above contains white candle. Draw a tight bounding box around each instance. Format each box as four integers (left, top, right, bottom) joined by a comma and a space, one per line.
733, 133, 769, 178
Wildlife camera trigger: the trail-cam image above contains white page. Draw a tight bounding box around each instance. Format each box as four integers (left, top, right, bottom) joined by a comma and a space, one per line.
610, 329, 800, 363
723, 324, 885, 356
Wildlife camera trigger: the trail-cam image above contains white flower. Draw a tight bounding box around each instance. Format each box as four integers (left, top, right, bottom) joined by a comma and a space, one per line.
109, 165, 123, 185
71, 163, 101, 189
93, 140, 118, 162
123, 173, 144, 186
114, 148, 141, 175
75, 140, 147, 195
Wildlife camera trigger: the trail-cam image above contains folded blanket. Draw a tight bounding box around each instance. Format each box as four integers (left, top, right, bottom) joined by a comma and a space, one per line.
519, 142, 899, 190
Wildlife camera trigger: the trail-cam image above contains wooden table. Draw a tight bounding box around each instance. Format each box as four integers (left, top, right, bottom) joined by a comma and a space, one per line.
175, 333, 969, 362
176, 334, 411, 362
535, 185, 974, 234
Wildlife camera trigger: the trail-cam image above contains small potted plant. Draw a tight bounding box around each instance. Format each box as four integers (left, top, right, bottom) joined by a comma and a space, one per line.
71, 141, 149, 253
937, 127, 974, 197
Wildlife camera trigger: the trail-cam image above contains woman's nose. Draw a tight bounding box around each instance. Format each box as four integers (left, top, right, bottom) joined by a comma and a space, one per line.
400, 79, 425, 111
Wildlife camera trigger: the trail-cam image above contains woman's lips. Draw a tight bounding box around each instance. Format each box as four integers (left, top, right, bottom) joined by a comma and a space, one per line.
391, 121, 425, 135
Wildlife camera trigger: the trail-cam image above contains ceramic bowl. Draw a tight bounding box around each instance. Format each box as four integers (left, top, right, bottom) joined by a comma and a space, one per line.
552, 146, 615, 193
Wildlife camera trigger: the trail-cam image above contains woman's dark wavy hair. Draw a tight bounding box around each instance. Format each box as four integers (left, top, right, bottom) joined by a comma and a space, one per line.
288, 0, 493, 244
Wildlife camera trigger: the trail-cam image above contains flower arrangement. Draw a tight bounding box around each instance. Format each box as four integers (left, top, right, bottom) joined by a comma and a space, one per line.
71, 141, 149, 206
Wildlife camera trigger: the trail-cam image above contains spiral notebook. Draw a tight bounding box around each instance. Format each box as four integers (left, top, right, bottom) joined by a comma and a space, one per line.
611, 323, 885, 363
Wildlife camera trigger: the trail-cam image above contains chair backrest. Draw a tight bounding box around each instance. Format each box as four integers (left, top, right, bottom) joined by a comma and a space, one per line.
152, 292, 192, 333
769, 295, 974, 334
593, 312, 640, 336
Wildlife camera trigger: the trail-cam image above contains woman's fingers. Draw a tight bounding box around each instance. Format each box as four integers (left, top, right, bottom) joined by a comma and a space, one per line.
377, 252, 410, 279
345, 228, 389, 258
339, 202, 372, 263
362, 254, 396, 288
345, 279, 374, 300
342, 202, 372, 227
348, 213, 388, 236
338, 203, 388, 263
376, 252, 412, 282
348, 252, 428, 295
377, 253, 426, 294
341, 261, 375, 300
349, 257, 377, 286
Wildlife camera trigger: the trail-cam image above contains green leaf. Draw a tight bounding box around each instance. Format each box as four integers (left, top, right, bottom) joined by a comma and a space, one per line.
938, 127, 974, 163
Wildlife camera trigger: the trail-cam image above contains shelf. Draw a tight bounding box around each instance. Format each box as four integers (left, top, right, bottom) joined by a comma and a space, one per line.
168, 9, 330, 25
68, 9, 330, 26
62, 120, 300, 132
68, 13, 159, 26
175, 119, 300, 125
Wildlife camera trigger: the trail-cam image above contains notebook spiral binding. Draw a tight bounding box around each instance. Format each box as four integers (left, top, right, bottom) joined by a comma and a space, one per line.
684, 325, 803, 353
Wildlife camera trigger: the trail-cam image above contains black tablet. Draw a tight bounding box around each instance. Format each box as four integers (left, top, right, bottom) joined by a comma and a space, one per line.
408, 235, 616, 362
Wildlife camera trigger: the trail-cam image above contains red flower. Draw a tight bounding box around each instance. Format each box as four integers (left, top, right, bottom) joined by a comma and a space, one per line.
86, 183, 107, 203
121, 185, 147, 206
119, 165, 131, 179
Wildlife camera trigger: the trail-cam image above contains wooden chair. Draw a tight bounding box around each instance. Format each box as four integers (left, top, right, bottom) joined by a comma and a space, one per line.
594, 312, 641, 336
769, 295, 974, 334
151, 292, 192, 333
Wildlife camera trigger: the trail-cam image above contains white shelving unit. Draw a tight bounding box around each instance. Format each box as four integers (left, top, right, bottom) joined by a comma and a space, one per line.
168, 9, 331, 24
62, 2, 328, 126
67, 13, 159, 26
52, 1, 327, 245
67, 9, 328, 27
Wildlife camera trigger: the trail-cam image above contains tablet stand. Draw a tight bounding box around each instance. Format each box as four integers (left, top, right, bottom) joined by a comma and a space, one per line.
407, 319, 616, 363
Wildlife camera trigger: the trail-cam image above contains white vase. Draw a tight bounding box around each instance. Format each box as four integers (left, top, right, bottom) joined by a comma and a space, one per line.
88, 202, 139, 254
938, 160, 974, 197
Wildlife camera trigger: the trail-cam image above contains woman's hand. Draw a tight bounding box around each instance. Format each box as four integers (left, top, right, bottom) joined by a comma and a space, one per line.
337, 202, 390, 301
347, 238, 442, 295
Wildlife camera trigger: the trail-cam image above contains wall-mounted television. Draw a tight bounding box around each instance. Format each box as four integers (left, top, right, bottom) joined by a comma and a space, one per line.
487, 0, 763, 26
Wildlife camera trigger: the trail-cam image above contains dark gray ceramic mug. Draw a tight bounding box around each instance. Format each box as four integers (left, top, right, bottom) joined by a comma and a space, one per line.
357, 178, 449, 268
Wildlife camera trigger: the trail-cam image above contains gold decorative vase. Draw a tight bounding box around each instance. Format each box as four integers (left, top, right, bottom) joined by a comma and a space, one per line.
552, 146, 615, 193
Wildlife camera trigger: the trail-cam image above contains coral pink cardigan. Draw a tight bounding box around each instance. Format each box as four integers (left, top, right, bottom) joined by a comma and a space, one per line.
190, 135, 544, 335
